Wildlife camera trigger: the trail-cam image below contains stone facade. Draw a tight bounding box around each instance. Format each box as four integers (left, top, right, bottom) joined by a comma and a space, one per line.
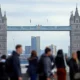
70, 6, 80, 53
0, 7, 7, 55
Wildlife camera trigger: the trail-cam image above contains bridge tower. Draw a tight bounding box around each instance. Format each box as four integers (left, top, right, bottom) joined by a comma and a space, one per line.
70, 6, 80, 53
0, 6, 7, 55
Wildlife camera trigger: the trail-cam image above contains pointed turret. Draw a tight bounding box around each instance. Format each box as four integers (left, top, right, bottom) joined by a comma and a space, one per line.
3, 11, 7, 20
70, 11, 74, 24
70, 11, 74, 20
0, 5, 2, 18
75, 5, 79, 17
2, 11, 7, 24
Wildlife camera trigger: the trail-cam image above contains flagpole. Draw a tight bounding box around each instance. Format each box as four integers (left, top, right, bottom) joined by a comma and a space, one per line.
47, 19, 48, 26
30, 19, 31, 26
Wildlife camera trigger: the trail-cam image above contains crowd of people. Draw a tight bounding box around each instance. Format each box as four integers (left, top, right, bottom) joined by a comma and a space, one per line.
0, 44, 80, 80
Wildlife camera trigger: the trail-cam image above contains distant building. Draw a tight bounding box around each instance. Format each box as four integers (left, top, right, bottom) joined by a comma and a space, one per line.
25, 46, 31, 54
31, 36, 40, 56
49, 44, 57, 56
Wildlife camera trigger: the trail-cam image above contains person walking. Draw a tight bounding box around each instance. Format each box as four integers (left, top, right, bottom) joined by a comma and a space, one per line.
66, 52, 80, 80
8, 44, 23, 80
27, 50, 38, 80
55, 49, 66, 80
38, 47, 54, 80
0, 55, 8, 80
77, 51, 80, 61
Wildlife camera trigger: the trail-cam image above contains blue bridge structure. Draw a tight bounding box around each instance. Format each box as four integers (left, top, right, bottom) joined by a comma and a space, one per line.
7, 26, 71, 31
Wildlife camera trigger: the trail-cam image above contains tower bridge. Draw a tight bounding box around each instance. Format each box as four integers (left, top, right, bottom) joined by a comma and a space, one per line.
0, 6, 80, 55
7, 26, 71, 31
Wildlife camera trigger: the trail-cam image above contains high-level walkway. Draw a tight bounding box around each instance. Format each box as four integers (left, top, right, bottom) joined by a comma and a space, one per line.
7, 26, 71, 31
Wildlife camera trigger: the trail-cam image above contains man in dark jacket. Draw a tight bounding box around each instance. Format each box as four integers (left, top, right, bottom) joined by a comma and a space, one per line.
10, 44, 23, 80
39, 47, 54, 80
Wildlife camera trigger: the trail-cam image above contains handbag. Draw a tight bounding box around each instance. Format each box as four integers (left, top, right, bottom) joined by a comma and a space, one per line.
74, 73, 80, 79
74, 59, 80, 79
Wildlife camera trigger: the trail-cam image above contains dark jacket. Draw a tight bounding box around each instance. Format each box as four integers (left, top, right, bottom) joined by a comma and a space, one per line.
41, 54, 55, 69
67, 58, 80, 80
42, 54, 52, 78
0, 60, 8, 80
11, 51, 22, 78
28, 57, 38, 75
55, 55, 65, 69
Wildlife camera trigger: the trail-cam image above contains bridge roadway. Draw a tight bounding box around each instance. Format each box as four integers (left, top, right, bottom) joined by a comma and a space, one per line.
7, 26, 71, 31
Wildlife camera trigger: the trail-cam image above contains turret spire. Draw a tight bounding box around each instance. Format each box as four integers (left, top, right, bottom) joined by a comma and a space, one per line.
75, 4, 79, 16
0, 5, 2, 18
70, 11, 74, 21
3, 11, 7, 21
4, 11, 6, 17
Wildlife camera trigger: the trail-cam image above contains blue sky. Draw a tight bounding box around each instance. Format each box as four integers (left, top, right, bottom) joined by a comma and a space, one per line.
1, 0, 79, 53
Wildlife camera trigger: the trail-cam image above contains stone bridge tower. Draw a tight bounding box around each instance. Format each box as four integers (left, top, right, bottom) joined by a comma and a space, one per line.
70, 6, 80, 53
0, 6, 7, 55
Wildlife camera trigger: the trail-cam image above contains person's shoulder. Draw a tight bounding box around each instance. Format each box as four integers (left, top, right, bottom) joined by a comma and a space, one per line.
69, 58, 74, 63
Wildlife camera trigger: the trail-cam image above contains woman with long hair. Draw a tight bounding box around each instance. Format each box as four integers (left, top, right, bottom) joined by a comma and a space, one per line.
55, 49, 66, 80
27, 50, 38, 80
66, 52, 80, 80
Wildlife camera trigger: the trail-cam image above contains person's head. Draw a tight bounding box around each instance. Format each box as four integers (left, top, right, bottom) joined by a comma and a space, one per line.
15, 44, 23, 54
31, 50, 37, 58
77, 51, 80, 59
72, 52, 77, 60
45, 47, 51, 56
57, 49, 64, 57
1, 55, 6, 60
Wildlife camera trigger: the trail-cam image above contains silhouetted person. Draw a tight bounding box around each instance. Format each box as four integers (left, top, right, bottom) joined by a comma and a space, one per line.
77, 51, 80, 61
38, 47, 54, 80
67, 52, 80, 80
55, 49, 66, 80
0, 55, 8, 80
9, 44, 23, 80
27, 50, 38, 80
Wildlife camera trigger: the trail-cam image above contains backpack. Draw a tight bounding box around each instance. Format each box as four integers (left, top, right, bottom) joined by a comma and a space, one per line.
37, 56, 44, 74
5, 56, 13, 75
0, 62, 6, 76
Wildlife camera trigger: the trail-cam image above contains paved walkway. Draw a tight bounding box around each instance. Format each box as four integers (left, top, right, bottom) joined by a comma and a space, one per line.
22, 73, 70, 80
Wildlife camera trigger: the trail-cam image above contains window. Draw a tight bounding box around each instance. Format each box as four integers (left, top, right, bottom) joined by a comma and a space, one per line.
76, 25, 78, 28
76, 20, 78, 23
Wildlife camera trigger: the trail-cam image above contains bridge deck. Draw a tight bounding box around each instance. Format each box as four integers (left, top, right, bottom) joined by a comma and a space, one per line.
7, 26, 71, 31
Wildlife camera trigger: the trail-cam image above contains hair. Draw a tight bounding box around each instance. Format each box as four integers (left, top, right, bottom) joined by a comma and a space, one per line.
15, 44, 22, 50
77, 51, 80, 58
45, 47, 51, 54
1, 55, 6, 59
31, 50, 37, 58
57, 49, 64, 57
